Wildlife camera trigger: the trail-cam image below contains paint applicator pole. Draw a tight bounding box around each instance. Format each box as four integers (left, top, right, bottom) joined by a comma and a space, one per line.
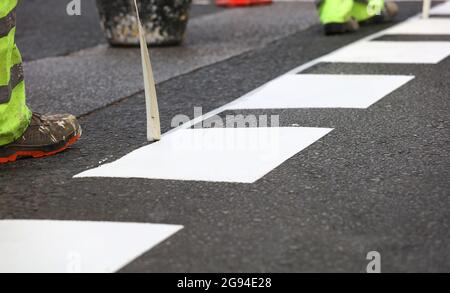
133, 0, 162, 142
423, 0, 431, 19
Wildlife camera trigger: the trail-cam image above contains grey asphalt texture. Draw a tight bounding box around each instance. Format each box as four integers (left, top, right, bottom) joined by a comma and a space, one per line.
18, 1, 318, 116
15, 0, 224, 61
2, 2, 449, 272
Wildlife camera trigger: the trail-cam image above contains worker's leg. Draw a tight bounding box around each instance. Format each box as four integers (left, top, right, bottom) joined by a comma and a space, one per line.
351, 0, 385, 22
0, 0, 32, 146
0, 0, 82, 164
318, 0, 355, 25
318, 0, 397, 35
317, 0, 360, 35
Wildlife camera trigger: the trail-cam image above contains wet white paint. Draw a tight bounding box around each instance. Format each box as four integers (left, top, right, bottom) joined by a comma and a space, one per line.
226, 74, 414, 110
430, 1, 450, 15
322, 41, 450, 64
73, 7, 440, 184
0, 220, 182, 273
75, 127, 333, 183
384, 18, 450, 35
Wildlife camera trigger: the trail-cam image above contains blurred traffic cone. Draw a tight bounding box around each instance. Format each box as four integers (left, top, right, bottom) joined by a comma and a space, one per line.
216, 0, 272, 7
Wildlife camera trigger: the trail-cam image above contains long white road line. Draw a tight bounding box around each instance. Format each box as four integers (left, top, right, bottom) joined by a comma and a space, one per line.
164, 4, 450, 135
429, 0, 450, 14
75, 2, 450, 183
0, 220, 182, 273
226, 74, 414, 109
322, 41, 450, 64
384, 18, 450, 34
75, 127, 333, 183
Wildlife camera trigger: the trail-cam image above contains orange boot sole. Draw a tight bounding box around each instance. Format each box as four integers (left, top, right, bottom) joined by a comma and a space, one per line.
0, 134, 81, 164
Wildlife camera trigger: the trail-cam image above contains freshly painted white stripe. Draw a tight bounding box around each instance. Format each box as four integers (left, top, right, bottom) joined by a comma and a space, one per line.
322, 41, 450, 64
0, 220, 182, 273
430, 1, 450, 14
384, 18, 450, 35
73, 5, 429, 183
163, 21, 445, 136
226, 74, 414, 110
75, 127, 333, 183
155, 7, 436, 136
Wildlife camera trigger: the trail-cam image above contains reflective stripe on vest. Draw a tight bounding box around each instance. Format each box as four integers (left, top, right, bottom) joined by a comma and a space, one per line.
0, 63, 24, 104
0, 8, 16, 38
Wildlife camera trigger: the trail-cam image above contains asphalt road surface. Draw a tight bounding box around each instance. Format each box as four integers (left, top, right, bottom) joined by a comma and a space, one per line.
1, 1, 449, 273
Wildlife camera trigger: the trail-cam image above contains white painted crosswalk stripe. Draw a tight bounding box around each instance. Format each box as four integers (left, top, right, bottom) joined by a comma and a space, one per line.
384, 18, 450, 35
75, 127, 333, 183
226, 74, 414, 110
430, 1, 450, 15
4, 1, 448, 275
322, 41, 450, 64
74, 5, 449, 184
0, 220, 182, 273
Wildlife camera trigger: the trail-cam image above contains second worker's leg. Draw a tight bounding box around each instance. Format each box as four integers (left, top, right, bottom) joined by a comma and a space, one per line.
317, 0, 360, 35
352, 0, 399, 24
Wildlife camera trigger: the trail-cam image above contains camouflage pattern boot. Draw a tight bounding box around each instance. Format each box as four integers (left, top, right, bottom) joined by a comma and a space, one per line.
0, 113, 82, 163
380, 1, 399, 21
